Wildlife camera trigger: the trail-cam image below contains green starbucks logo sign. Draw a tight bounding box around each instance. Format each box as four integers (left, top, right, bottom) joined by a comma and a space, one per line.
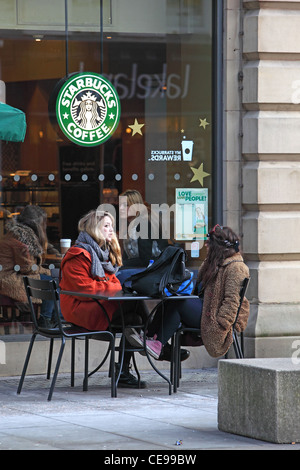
56, 72, 121, 146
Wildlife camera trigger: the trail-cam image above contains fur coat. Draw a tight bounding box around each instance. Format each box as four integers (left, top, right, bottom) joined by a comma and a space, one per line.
184, 253, 250, 358
0, 219, 50, 303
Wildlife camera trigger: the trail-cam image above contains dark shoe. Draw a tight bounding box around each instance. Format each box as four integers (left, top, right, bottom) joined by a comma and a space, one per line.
158, 342, 190, 362
37, 316, 56, 329
116, 364, 147, 389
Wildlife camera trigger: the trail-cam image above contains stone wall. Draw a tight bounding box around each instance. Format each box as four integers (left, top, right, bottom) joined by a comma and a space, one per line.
238, 0, 300, 356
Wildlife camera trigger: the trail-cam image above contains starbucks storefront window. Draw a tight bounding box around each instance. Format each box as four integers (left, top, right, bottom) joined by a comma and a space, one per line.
0, 0, 213, 335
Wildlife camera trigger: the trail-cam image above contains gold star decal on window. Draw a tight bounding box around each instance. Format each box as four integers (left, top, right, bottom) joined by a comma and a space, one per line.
190, 163, 210, 186
128, 118, 145, 136
199, 118, 209, 130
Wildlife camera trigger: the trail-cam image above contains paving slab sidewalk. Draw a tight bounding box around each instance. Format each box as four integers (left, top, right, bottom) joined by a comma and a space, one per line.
0, 368, 299, 451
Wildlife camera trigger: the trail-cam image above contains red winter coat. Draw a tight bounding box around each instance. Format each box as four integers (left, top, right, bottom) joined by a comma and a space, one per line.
59, 246, 121, 331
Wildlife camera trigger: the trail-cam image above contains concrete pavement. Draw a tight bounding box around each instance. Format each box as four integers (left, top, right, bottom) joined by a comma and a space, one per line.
0, 367, 299, 451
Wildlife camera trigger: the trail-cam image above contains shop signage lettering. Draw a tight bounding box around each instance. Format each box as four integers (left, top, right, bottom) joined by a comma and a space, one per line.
104, 63, 190, 100
148, 139, 194, 162
56, 72, 121, 147
177, 190, 207, 202
149, 150, 182, 161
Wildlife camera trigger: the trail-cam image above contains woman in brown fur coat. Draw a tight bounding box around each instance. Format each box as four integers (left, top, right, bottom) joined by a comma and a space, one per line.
0, 206, 55, 325
126, 225, 250, 359
195, 226, 250, 357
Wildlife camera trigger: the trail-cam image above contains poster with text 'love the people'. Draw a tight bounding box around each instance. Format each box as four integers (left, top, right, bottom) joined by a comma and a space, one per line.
175, 188, 208, 241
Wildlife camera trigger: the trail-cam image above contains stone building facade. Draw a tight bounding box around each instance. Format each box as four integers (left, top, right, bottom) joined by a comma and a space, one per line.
225, 0, 300, 359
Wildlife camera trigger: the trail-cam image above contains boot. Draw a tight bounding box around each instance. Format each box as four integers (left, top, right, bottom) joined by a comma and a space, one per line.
158, 342, 190, 362
116, 362, 147, 389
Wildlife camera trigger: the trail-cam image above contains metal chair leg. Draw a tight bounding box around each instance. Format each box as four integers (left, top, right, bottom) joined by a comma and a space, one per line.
47, 338, 54, 380
109, 338, 116, 398
17, 332, 37, 395
241, 331, 244, 356
71, 337, 75, 387
173, 331, 182, 393
232, 330, 243, 359
170, 335, 175, 385
47, 337, 66, 401
83, 337, 89, 392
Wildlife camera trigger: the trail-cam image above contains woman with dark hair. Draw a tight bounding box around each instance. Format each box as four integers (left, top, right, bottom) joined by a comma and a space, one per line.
126, 224, 250, 359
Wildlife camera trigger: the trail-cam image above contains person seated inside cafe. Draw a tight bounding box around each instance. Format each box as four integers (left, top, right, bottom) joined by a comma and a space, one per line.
0, 205, 59, 327
118, 189, 190, 362
119, 189, 169, 268
59, 208, 149, 389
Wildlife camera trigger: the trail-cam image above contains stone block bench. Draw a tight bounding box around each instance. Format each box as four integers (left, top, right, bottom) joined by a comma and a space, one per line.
218, 358, 300, 444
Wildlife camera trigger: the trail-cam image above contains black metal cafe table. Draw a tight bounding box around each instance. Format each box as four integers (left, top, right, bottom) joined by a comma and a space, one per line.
60, 288, 197, 394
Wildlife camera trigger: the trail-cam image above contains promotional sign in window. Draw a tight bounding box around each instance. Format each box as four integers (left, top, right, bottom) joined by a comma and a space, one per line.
56, 72, 121, 147
175, 188, 208, 241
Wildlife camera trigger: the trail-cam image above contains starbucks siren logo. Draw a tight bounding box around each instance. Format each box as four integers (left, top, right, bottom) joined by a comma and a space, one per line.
56, 72, 121, 146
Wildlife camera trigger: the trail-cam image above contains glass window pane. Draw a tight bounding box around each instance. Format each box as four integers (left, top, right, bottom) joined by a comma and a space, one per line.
0, 0, 213, 335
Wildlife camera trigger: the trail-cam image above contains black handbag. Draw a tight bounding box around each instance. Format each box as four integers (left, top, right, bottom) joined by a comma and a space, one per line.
122, 245, 193, 298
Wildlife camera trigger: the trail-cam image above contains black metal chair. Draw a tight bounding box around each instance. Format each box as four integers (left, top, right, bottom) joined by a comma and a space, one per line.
172, 277, 250, 392
230, 277, 250, 359
17, 277, 116, 401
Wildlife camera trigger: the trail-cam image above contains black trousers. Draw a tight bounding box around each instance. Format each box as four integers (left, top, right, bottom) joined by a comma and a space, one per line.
148, 298, 203, 345
112, 300, 148, 368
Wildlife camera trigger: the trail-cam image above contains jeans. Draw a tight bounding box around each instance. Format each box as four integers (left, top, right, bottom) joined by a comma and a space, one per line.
40, 274, 63, 320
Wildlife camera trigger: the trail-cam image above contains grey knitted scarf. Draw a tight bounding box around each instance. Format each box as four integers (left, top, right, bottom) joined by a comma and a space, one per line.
75, 231, 118, 279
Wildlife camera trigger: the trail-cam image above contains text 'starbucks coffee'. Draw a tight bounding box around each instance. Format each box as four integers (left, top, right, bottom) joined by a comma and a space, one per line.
56, 72, 121, 147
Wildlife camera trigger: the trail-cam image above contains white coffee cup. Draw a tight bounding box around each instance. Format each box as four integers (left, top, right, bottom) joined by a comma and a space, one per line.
60, 238, 71, 254
181, 139, 194, 161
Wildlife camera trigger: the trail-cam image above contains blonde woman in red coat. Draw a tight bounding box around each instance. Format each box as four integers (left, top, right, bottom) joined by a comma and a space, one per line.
60, 209, 148, 388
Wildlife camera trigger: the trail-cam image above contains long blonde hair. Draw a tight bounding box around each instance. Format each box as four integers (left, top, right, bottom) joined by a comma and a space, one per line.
120, 189, 151, 220
120, 189, 144, 208
78, 209, 122, 266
